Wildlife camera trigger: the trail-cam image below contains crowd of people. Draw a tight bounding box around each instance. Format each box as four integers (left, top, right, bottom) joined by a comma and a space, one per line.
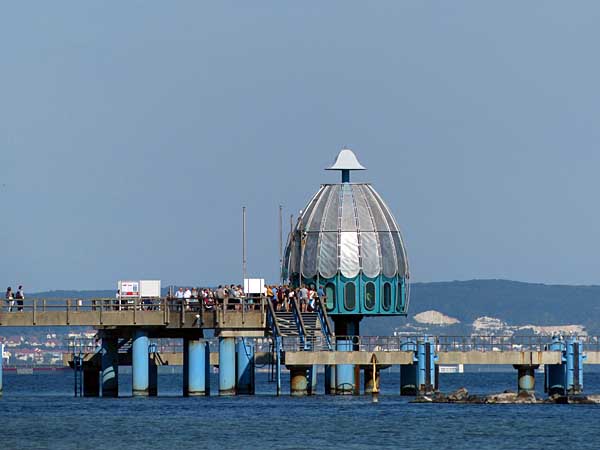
168, 284, 247, 311
165, 284, 327, 313
265, 284, 325, 313
4, 285, 25, 312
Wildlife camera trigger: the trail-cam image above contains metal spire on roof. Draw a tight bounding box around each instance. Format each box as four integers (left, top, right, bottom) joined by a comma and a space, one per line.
325, 148, 366, 182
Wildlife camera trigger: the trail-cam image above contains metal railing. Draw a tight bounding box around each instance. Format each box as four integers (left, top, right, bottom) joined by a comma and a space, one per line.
0, 296, 268, 327
276, 335, 599, 353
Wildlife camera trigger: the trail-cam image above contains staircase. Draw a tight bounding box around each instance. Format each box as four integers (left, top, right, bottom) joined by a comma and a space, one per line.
274, 312, 301, 338
301, 312, 328, 350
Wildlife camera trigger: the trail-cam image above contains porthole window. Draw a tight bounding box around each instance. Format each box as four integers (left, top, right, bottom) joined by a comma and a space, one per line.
365, 282, 376, 310
325, 283, 336, 311
396, 282, 403, 312
344, 282, 356, 311
383, 282, 391, 311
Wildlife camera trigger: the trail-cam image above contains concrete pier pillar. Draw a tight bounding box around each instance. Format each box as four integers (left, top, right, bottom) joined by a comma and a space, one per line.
514, 365, 538, 394
364, 366, 380, 395
290, 366, 309, 396
307, 365, 318, 395
184, 338, 207, 396
219, 337, 236, 395
236, 338, 255, 395
83, 364, 100, 397
132, 330, 149, 396
324, 365, 335, 395
149, 354, 158, 396
101, 336, 119, 397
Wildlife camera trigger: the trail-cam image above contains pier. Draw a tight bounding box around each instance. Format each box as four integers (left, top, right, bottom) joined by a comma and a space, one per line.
0, 150, 594, 400
0, 297, 596, 398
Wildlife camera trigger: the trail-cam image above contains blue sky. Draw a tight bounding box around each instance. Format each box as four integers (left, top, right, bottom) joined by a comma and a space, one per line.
1, 2, 599, 290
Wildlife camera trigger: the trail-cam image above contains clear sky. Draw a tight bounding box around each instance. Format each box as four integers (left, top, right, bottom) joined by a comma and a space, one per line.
1, 2, 599, 290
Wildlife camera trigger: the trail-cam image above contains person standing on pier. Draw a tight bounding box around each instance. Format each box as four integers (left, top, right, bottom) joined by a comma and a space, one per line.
184, 287, 192, 310
298, 285, 308, 312
175, 287, 185, 312
16, 285, 24, 312
5, 286, 14, 312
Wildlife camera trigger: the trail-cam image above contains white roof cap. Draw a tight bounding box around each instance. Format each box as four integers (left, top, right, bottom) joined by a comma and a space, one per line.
326, 148, 366, 171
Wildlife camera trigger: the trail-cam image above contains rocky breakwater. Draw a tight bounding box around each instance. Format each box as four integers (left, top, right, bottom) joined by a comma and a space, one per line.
411, 388, 600, 404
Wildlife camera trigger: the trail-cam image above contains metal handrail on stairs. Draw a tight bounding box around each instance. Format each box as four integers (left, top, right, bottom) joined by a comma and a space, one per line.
290, 298, 308, 350
315, 298, 334, 351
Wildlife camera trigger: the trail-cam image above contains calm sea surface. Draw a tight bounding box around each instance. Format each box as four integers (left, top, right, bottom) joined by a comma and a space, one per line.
1, 369, 600, 450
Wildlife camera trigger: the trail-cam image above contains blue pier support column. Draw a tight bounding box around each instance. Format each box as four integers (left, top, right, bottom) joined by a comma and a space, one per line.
324, 365, 335, 395
236, 338, 255, 395
101, 336, 119, 397
334, 319, 359, 395
545, 336, 566, 396
132, 330, 150, 396
566, 338, 585, 394
416, 337, 436, 395
400, 340, 418, 395
184, 338, 207, 396
219, 337, 236, 395
336, 338, 354, 394
514, 365, 538, 394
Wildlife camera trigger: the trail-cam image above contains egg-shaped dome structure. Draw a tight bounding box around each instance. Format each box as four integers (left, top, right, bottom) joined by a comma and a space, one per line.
283, 149, 410, 316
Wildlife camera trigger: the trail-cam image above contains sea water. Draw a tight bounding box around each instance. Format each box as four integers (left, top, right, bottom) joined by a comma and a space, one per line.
1, 369, 600, 450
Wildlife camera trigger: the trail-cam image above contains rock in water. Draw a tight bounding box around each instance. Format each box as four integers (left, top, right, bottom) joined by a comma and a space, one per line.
447, 387, 469, 402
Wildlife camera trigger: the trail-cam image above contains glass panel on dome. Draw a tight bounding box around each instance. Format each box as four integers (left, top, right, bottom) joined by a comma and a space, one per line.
344, 282, 356, 310
383, 282, 391, 311
341, 184, 357, 231
302, 233, 319, 278
325, 282, 336, 311
378, 232, 398, 278
340, 231, 360, 278
391, 232, 407, 276
370, 187, 400, 232
300, 185, 326, 231
305, 185, 331, 232
320, 232, 338, 278
319, 186, 340, 278
360, 231, 380, 278
353, 185, 375, 232
365, 282, 376, 310
362, 186, 387, 231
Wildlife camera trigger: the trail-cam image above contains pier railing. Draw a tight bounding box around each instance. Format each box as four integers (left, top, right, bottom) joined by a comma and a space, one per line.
0, 296, 268, 328
278, 335, 598, 353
